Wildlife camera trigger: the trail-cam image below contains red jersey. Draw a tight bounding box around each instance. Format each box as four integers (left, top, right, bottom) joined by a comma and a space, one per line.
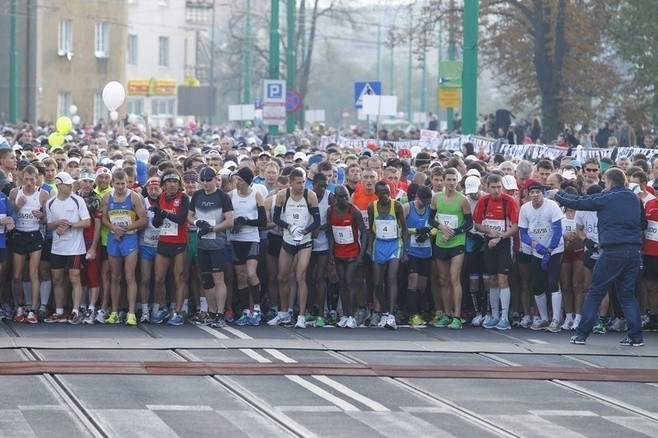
157, 191, 188, 244
473, 193, 520, 232
643, 198, 658, 256
329, 205, 360, 259
352, 188, 378, 230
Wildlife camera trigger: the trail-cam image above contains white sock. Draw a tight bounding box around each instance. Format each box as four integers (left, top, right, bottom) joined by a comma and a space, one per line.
56, 307, 64, 315
489, 287, 500, 319
23, 282, 31, 308
88, 305, 96, 313
40, 280, 52, 307
200, 297, 208, 312
534, 294, 549, 321
551, 291, 562, 322
573, 314, 582, 324
142, 303, 149, 314
182, 299, 189, 313
499, 287, 511, 320
565, 312, 573, 320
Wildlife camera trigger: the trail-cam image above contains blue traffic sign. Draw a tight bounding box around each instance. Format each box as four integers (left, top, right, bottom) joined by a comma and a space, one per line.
354, 81, 381, 109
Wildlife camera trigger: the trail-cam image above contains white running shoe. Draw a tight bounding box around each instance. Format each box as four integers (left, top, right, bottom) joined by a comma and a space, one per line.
377, 313, 388, 328
294, 315, 306, 329
470, 313, 484, 327
546, 319, 561, 333
561, 315, 574, 331
519, 315, 532, 328
337, 315, 349, 328
384, 313, 397, 330
346, 316, 357, 329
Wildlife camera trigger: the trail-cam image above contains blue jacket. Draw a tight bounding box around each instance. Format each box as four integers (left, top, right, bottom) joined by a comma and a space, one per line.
555, 186, 646, 251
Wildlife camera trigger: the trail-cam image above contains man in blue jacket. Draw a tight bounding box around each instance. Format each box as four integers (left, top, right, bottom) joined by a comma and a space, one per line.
554, 168, 646, 347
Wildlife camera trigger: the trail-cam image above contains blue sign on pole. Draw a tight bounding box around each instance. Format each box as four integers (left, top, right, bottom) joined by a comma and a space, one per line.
354, 81, 382, 109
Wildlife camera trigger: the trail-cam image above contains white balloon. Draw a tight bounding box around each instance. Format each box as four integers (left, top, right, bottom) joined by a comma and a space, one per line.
137, 123, 146, 133
102, 81, 126, 111
110, 111, 119, 121
174, 117, 184, 128
127, 113, 137, 124
72, 115, 81, 125
69, 104, 78, 115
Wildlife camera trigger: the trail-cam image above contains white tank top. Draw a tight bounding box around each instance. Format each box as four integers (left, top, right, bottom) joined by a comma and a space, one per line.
16, 187, 42, 232
230, 188, 260, 242
140, 196, 160, 248
283, 190, 312, 246
313, 190, 330, 251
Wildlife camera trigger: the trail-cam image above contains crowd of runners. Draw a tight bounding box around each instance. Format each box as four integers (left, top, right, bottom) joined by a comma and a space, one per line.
0, 129, 655, 344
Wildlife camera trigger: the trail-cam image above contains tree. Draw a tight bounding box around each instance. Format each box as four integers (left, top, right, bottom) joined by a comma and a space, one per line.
403, 0, 622, 142
612, 0, 658, 128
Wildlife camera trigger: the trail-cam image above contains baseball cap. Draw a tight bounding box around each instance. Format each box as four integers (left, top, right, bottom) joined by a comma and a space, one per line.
466, 168, 481, 178
501, 175, 518, 190
526, 180, 545, 193
308, 154, 324, 168
146, 177, 161, 187
398, 149, 412, 159
199, 166, 217, 181
223, 161, 237, 170
562, 170, 577, 180
294, 152, 308, 162
79, 171, 96, 181
96, 167, 112, 178
464, 176, 480, 194
54, 172, 74, 185
273, 145, 287, 157
258, 151, 272, 159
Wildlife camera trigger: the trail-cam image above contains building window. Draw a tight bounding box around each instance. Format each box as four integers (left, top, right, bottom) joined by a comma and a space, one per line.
95, 22, 109, 58
152, 98, 175, 116
127, 34, 138, 65
158, 36, 170, 67
93, 93, 104, 125
57, 92, 72, 117
127, 99, 143, 116
58, 20, 73, 55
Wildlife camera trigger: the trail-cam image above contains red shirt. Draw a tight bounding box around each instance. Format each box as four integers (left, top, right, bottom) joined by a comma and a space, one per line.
643, 198, 658, 256
157, 191, 188, 244
329, 205, 361, 259
473, 193, 520, 230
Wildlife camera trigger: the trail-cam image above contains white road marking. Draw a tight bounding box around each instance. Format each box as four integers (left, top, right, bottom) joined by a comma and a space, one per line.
216, 409, 292, 437
146, 405, 214, 411
485, 414, 588, 437
0, 410, 34, 437
221, 325, 253, 339
312, 375, 390, 412
603, 416, 658, 435
348, 411, 457, 436
277, 405, 342, 412
263, 348, 297, 363
286, 375, 360, 412
400, 406, 451, 413
18, 405, 67, 411
195, 324, 230, 339
92, 409, 177, 437
526, 339, 548, 344
529, 410, 598, 417
240, 348, 272, 363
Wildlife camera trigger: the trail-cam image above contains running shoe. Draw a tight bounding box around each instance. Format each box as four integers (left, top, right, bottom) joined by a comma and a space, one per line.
167, 312, 184, 326
2, 303, 13, 321
428, 311, 443, 326
569, 335, 586, 345
95, 309, 108, 324
82, 309, 95, 325
25, 310, 38, 324
641, 313, 650, 329
447, 317, 463, 330
304, 311, 315, 323
433, 314, 453, 328
139, 311, 150, 323
45, 313, 68, 323
346, 316, 357, 329
609, 317, 627, 332
249, 310, 262, 326
377, 313, 388, 328
328, 310, 339, 326
279, 311, 293, 325
295, 315, 306, 329
236, 310, 251, 326
190, 311, 206, 324
409, 314, 427, 327
561, 315, 574, 331
369, 312, 382, 327
118, 310, 127, 324
511, 312, 521, 327
530, 319, 549, 331
267, 312, 281, 326
355, 306, 370, 327
224, 309, 235, 323
315, 316, 325, 328
337, 315, 349, 328
125, 313, 137, 326
264, 308, 278, 324
571, 316, 581, 331
105, 311, 119, 324
385, 313, 397, 330
592, 318, 607, 334
68, 311, 84, 325
38, 307, 47, 322
483, 316, 500, 329
13, 306, 26, 323
495, 317, 511, 331
470, 313, 484, 327
519, 315, 532, 329
546, 319, 561, 333
619, 337, 644, 347
210, 314, 226, 328
151, 308, 169, 324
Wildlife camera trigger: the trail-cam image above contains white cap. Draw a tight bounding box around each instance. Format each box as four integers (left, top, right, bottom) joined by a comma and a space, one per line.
464, 175, 480, 194
67, 157, 80, 164
36, 153, 49, 162
223, 161, 237, 170
453, 151, 464, 158
465, 155, 478, 162
218, 168, 232, 177
54, 172, 75, 185
466, 168, 481, 178
628, 183, 641, 194
294, 152, 307, 162
562, 170, 577, 180
502, 175, 518, 190
12, 144, 22, 151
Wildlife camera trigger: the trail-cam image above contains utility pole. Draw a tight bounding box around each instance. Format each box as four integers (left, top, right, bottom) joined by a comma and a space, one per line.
406, 11, 412, 122
9, 0, 18, 123
208, 0, 217, 127
299, 0, 306, 128
285, 0, 296, 133
446, 0, 456, 131
462, 0, 479, 134
243, 0, 252, 104
376, 24, 381, 82
268, 0, 280, 137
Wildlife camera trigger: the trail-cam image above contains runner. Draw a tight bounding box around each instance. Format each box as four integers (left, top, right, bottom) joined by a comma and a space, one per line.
137, 177, 162, 323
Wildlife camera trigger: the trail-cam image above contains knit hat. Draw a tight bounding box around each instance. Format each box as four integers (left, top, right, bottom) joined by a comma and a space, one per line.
233, 166, 254, 185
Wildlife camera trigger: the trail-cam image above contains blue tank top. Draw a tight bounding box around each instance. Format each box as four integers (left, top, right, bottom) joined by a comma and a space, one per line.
407, 202, 432, 259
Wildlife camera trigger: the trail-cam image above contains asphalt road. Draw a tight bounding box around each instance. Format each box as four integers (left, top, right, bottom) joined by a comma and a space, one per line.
0, 320, 656, 437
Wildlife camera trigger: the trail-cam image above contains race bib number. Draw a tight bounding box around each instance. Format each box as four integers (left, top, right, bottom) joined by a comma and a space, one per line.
410, 235, 431, 248
530, 223, 551, 242
332, 225, 354, 245
646, 220, 658, 242
375, 219, 397, 240
0, 214, 5, 234
160, 218, 178, 236
57, 229, 72, 241
360, 210, 369, 229
143, 228, 160, 246
109, 214, 131, 228
201, 219, 217, 240
563, 219, 576, 233
437, 214, 458, 229
482, 219, 505, 233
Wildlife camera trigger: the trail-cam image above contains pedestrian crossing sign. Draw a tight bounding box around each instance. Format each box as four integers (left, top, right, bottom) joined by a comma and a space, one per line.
354, 82, 381, 109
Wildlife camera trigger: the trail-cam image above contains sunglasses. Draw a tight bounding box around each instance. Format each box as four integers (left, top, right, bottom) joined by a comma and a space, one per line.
584, 168, 598, 172
200, 178, 215, 182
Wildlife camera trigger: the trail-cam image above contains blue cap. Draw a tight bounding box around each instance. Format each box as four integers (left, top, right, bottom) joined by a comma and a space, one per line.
570, 159, 581, 168
308, 154, 324, 168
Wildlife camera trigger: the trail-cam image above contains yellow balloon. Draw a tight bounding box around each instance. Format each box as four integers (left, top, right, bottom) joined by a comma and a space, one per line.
430, 228, 439, 236
56, 116, 73, 135
48, 132, 64, 147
